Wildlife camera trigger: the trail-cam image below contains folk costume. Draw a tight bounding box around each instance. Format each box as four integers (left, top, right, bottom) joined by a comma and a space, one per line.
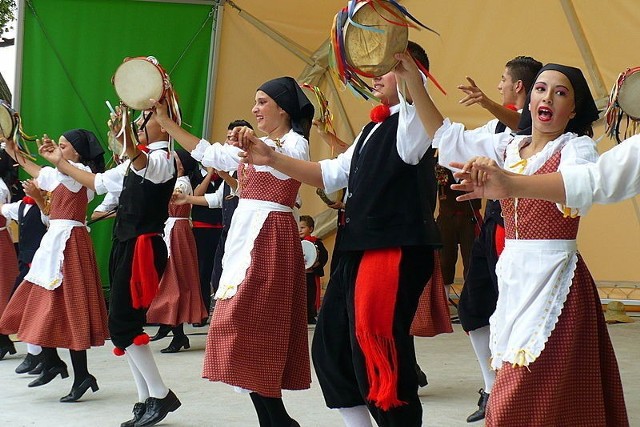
314, 90, 441, 426
146, 174, 208, 352
302, 234, 328, 324
433, 64, 628, 426
0, 176, 19, 359
94, 138, 181, 422
196, 81, 313, 402
0, 129, 109, 399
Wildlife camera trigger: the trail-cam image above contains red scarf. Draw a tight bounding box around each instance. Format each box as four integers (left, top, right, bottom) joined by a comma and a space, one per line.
354, 247, 405, 410
370, 104, 391, 123
130, 233, 160, 309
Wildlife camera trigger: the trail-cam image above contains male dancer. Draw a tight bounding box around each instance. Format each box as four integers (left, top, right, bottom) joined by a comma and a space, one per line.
41, 110, 180, 427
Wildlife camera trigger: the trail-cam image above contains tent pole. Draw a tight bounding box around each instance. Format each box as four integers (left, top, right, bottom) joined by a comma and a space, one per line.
14, 0, 25, 110
559, 0, 608, 107
203, 0, 224, 140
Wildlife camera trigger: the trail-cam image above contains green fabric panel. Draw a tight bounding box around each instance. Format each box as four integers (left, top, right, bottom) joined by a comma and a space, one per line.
19, 0, 214, 288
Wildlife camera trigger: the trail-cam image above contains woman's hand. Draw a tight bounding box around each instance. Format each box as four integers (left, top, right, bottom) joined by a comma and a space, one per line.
232, 126, 275, 166
38, 134, 63, 165
450, 158, 514, 201
171, 191, 188, 205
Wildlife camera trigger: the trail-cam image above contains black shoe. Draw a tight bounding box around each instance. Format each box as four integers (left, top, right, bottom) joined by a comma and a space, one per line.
415, 364, 428, 388
192, 317, 209, 327
28, 361, 44, 375
28, 362, 69, 387
466, 388, 489, 423
135, 390, 181, 426
149, 325, 171, 342
160, 336, 190, 353
60, 374, 99, 402
15, 353, 41, 374
121, 402, 146, 427
0, 342, 17, 360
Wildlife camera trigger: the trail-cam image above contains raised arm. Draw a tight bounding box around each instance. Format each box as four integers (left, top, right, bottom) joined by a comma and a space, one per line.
2, 137, 41, 178
152, 99, 201, 152
458, 76, 521, 130
39, 140, 97, 191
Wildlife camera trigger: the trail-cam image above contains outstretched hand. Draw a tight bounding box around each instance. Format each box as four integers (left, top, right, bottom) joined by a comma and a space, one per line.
450, 157, 513, 201
231, 126, 275, 166
458, 76, 488, 108
38, 134, 63, 165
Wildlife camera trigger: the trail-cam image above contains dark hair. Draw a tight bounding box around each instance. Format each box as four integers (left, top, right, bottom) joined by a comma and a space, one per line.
505, 56, 543, 93
175, 148, 197, 177
407, 40, 429, 71
299, 215, 314, 229
228, 120, 253, 130
0, 152, 18, 190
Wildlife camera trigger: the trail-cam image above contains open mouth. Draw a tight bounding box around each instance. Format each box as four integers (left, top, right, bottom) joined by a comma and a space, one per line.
537, 106, 553, 122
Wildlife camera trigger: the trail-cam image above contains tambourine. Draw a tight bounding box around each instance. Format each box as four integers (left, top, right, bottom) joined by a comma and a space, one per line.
302, 239, 318, 269
606, 67, 640, 143
343, 1, 409, 78
301, 84, 334, 133
0, 100, 17, 139
112, 56, 169, 111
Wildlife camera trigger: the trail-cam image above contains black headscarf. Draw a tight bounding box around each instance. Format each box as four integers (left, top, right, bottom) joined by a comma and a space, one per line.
62, 129, 105, 173
175, 148, 196, 177
517, 63, 599, 136
257, 77, 314, 140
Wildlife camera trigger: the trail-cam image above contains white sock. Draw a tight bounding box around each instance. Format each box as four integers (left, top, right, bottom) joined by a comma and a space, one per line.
27, 344, 42, 355
469, 326, 495, 393
126, 344, 169, 398
126, 353, 150, 401
338, 405, 373, 427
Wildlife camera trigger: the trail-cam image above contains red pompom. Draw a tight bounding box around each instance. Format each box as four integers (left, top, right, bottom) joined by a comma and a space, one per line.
504, 103, 518, 111
133, 333, 150, 346
370, 104, 391, 123
113, 347, 126, 356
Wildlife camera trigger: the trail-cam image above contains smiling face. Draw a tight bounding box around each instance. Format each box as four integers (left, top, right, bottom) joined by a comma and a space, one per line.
372, 72, 400, 106
529, 70, 576, 137
252, 90, 288, 135
58, 136, 81, 163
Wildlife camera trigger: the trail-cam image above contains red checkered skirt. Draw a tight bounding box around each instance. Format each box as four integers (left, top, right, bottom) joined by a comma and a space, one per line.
486, 256, 629, 426
147, 219, 208, 325
0, 226, 109, 350
0, 225, 18, 316
202, 211, 310, 397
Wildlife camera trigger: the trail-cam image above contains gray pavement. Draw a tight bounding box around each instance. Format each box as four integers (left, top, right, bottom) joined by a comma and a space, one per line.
0, 321, 638, 427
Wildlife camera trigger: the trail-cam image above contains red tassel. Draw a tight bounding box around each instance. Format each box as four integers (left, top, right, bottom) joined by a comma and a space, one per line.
133, 333, 150, 346
355, 247, 406, 410
22, 196, 36, 205
130, 234, 160, 309
370, 104, 391, 123
113, 347, 125, 356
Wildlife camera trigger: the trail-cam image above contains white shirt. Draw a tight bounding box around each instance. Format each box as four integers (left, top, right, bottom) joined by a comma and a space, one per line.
94, 141, 175, 196
562, 134, 640, 212
319, 90, 432, 194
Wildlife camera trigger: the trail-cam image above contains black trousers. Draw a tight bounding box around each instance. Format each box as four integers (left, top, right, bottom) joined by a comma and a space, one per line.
108, 236, 167, 348
457, 218, 500, 332
211, 228, 229, 297
312, 246, 433, 427
193, 227, 222, 310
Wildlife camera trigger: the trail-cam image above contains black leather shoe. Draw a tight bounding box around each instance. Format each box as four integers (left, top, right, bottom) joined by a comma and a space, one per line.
150, 325, 171, 342
466, 388, 489, 423
60, 374, 99, 402
160, 336, 190, 353
28, 362, 69, 387
192, 317, 209, 327
135, 390, 181, 426
15, 353, 40, 374
415, 364, 428, 388
28, 361, 44, 375
121, 402, 146, 427
0, 342, 16, 360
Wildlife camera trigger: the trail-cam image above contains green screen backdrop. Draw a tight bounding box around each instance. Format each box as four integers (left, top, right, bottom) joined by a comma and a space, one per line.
18, 0, 214, 288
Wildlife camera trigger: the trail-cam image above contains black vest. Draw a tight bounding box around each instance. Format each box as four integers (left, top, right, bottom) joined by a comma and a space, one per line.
114, 154, 177, 242
17, 203, 47, 264
484, 121, 507, 225
221, 175, 239, 229
337, 114, 441, 251
191, 173, 223, 225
